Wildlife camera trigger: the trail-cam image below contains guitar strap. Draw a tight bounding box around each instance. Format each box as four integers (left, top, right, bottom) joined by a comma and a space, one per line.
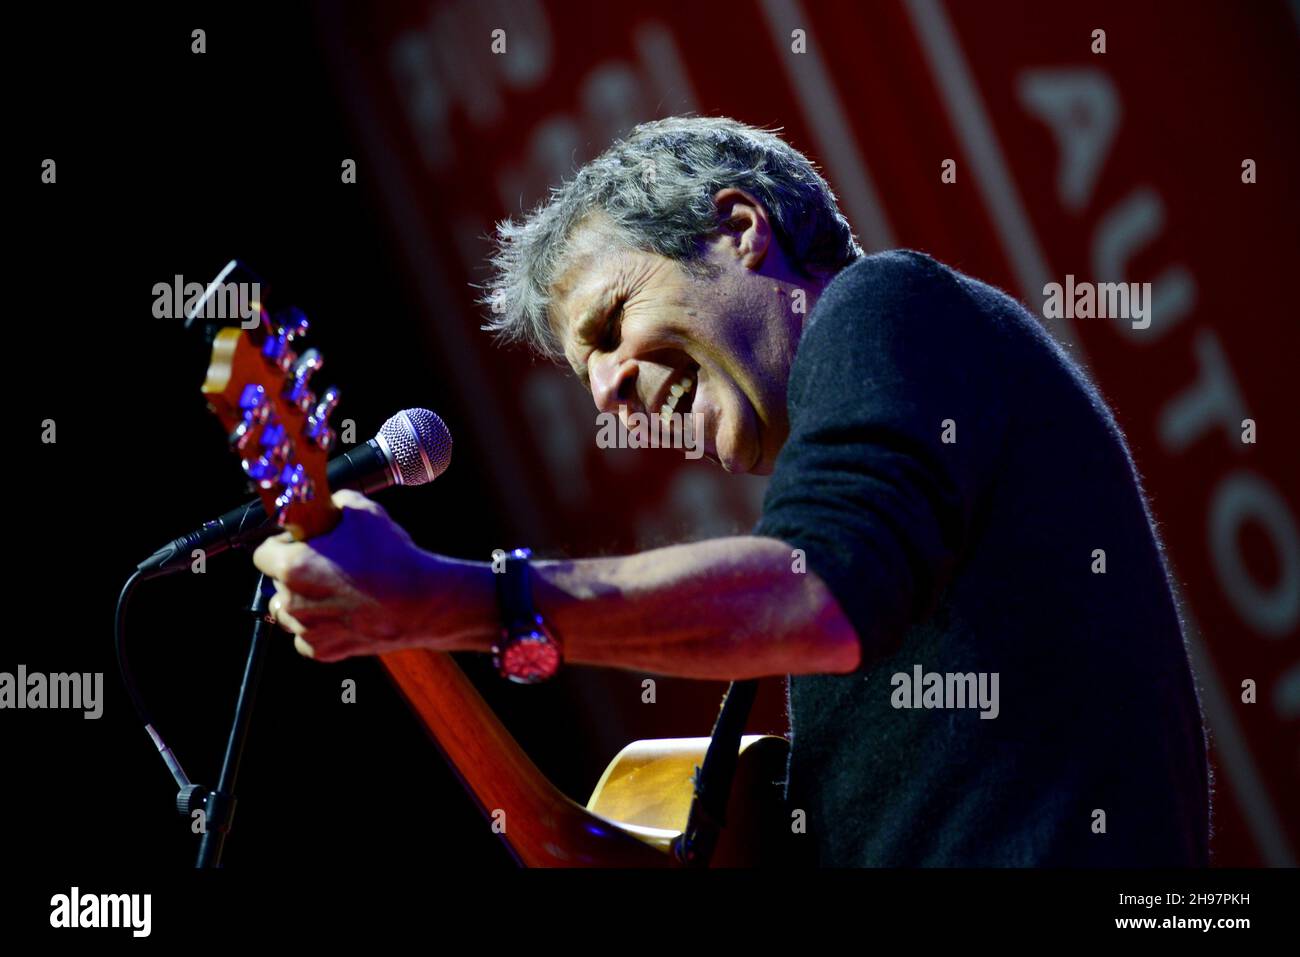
673, 678, 760, 867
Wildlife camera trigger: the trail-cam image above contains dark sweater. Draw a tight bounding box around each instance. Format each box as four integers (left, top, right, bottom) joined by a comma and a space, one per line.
753, 250, 1209, 866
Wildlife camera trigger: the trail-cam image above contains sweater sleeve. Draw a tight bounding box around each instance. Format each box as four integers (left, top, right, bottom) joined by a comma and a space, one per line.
753, 250, 1013, 671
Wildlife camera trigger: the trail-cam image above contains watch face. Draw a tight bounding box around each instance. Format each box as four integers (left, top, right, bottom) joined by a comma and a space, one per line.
498, 630, 561, 684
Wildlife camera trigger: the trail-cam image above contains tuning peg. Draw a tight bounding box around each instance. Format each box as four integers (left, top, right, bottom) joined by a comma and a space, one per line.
279, 307, 310, 340
243, 454, 278, 486
262, 331, 293, 370
238, 383, 267, 412
306, 386, 340, 451
316, 385, 340, 416
259, 418, 287, 452
243, 418, 291, 487
288, 349, 323, 412
230, 421, 253, 451
273, 463, 316, 523
230, 384, 270, 449
262, 309, 309, 372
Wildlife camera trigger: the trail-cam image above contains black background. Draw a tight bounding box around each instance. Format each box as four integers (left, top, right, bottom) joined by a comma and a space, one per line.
9, 2, 546, 874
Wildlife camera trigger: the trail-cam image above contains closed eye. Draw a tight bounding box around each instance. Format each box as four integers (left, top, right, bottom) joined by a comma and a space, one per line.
569, 299, 626, 385
598, 300, 625, 350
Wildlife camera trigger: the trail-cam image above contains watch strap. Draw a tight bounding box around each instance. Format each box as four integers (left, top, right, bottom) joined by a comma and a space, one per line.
496, 548, 537, 632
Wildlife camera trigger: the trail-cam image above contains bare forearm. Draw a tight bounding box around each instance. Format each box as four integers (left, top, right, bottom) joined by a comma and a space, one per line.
434, 536, 861, 679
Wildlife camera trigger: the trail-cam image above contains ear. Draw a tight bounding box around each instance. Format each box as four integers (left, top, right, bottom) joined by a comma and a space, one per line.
712, 187, 772, 270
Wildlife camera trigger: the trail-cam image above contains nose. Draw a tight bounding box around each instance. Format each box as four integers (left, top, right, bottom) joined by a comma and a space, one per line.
589, 352, 640, 416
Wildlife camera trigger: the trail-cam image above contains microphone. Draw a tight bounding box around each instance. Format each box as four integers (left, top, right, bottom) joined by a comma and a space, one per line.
137, 408, 452, 578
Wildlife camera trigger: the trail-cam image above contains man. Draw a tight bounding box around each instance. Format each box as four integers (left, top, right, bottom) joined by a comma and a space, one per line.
254, 116, 1209, 866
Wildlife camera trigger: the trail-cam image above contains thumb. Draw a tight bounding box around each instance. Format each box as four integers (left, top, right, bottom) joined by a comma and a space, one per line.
332, 488, 387, 517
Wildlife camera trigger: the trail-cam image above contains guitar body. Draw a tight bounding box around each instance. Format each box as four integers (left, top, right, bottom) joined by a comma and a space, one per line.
380, 650, 793, 868
588, 734, 793, 867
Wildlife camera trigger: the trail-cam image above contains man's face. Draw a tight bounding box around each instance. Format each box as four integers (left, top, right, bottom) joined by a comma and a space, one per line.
548, 207, 806, 475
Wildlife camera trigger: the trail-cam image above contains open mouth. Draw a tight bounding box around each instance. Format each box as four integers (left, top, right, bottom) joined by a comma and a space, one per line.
655, 361, 698, 425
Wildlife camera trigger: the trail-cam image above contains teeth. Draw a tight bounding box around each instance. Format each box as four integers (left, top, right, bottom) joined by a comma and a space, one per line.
655, 371, 696, 421
660, 373, 695, 422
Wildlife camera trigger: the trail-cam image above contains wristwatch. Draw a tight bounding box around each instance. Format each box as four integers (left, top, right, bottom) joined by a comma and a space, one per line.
492, 548, 563, 684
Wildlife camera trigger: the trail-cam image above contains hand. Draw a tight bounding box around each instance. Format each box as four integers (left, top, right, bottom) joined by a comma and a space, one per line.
252, 489, 444, 662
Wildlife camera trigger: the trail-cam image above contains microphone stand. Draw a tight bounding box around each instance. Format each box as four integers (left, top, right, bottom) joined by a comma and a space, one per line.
194, 572, 276, 868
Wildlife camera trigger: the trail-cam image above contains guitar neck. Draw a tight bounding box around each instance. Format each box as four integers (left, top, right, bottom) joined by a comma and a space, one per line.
196, 286, 671, 866
378, 648, 674, 867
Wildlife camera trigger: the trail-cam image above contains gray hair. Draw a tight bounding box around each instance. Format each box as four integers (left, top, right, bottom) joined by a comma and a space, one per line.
479, 116, 862, 359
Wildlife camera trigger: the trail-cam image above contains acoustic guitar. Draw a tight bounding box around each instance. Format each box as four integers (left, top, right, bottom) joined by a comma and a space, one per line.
200, 298, 791, 867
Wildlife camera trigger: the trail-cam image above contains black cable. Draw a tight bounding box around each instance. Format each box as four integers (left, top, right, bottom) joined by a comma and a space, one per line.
116, 569, 192, 789
115, 569, 152, 727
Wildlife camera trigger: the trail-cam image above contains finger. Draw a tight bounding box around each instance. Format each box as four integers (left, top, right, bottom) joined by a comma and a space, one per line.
268, 589, 309, 636
332, 488, 387, 517
301, 636, 348, 663
252, 534, 309, 581
256, 545, 336, 598
277, 594, 346, 628
273, 579, 353, 624
290, 627, 348, 662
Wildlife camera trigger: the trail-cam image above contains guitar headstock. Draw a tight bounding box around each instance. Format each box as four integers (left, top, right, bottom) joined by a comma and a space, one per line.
201, 301, 341, 541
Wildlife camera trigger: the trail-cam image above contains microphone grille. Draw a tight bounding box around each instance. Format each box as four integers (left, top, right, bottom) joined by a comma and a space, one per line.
378, 408, 453, 487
